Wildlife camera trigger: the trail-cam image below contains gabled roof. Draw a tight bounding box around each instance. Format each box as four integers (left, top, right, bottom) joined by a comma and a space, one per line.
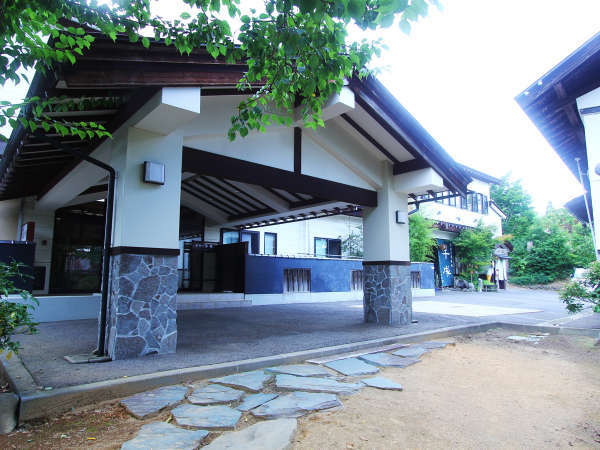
0, 34, 471, 201
458, 163, 501, 185
515, 32, 600, 195
565, 193, 593, 224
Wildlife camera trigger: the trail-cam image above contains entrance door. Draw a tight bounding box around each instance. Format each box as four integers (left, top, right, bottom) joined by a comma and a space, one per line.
437, 239, 455, 287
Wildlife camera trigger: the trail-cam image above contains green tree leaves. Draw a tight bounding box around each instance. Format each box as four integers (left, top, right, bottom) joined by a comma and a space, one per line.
0, 261, 38, 355
409, 213, 436, 262
491, 174, 595, 286
1, 0, 436, 142
453, 223, 499, 282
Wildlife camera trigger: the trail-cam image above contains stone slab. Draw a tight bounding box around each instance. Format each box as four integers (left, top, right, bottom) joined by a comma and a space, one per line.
188, 384, 244, 405
236, 393, 278, 412
203, 418, 297, 450
420, 341, 452, 349
276, 374, 362, 395
210, 370, 271, 392
63, 354, 112, 364
507, 335, 543, 343
120, 385, 188, 419
266, 364, 332, 377
121, 422, 208, 449
324, 357, 379, 376
391, 346, 428, 358
17, 322, 515, 423
359, 352, 421, 368
306, 343, 409, 364
252, 391, 341, 419
362, 377, 403, 391
172, 404, 241, 430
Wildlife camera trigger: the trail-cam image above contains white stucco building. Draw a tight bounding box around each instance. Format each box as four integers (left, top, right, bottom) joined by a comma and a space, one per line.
0, 34, 476, 360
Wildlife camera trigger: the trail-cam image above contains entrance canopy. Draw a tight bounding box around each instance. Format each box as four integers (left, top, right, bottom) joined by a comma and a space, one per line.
0, 32, 470, 210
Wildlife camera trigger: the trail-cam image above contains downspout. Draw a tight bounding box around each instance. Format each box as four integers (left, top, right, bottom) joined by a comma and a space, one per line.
36, 134, 115, 356
574, 157, 598, 260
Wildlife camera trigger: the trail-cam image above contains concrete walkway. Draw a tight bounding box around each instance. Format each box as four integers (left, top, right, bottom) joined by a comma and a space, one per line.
13, 288, 599, 389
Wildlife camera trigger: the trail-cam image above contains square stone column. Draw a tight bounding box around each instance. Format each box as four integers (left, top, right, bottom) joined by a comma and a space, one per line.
362, 162, 412, 326
106, 250, 179, 359
363, 262, 412, 325
104, 127, 184, 359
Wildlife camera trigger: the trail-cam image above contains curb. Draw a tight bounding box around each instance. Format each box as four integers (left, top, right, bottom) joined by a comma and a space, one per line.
6, 321, 599, 423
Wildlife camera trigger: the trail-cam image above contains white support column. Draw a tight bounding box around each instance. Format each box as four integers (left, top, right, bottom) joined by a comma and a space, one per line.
577, 87, 600, 256
106, 127, 183, 360
0, 199, 21, 240
362, 162, 412, 325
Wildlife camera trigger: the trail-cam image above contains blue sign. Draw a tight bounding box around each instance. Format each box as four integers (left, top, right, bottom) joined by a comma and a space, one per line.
437, 239, 454, 287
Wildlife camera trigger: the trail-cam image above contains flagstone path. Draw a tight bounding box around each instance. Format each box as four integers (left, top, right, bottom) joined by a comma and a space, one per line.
119, 340, 453, 449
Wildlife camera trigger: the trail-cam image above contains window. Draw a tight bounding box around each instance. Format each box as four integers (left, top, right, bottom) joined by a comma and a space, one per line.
411, 271, 421, 289
482, 195, 489, 214
264, 232, 277, 255
435, 192, 443, 203
314, 237, 342, 258
284, 268, 311, 292
241, 230, 259, 254
449, 195, 457, 207
221, 229, 240, 244
466, 193, 473, 210
460, 196, 467, 209
221, 229, 259, 253
472, 193, 479, 213
351, 270, 363, 291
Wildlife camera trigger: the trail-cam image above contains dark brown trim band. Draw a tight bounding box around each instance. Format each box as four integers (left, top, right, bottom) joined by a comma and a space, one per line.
294, 127, 302, 174
362, 260, 411, 266
110, 246, 180, 256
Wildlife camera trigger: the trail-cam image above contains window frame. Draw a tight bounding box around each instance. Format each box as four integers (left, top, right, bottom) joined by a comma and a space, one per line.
220, 228, 240, 245
264, 232, 278, 255
314, 237, 342, 258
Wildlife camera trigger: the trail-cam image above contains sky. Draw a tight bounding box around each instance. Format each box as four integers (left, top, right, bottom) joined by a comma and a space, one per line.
2, 0, 600, 212
361, 0, 600, 212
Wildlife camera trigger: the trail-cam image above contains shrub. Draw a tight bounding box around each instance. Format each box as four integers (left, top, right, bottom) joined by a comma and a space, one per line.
409, 213, 435, 262
0, 261, 38, 355
510, 274, 553, 285
559, 260, 600, 313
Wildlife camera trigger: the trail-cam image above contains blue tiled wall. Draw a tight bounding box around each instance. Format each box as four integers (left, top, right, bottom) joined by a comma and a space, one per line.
245, 255, 363, 294
410, 262, 435, 289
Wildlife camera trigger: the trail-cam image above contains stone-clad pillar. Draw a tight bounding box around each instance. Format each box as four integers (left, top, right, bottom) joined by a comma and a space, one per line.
362, 162, 412, 326
105, 126, 183, 359
107, 251, 179, 359
362, 262, 411, 325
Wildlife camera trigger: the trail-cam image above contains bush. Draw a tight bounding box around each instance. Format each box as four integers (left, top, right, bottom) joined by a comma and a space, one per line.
559, 260, 600, 313
0, 261, 38, 355
409, 213, 435, 262
510, 274, 554, 285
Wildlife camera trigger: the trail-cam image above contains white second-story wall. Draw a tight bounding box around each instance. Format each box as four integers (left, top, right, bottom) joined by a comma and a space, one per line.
418, 178, 503, 237
201, 215, 363, 257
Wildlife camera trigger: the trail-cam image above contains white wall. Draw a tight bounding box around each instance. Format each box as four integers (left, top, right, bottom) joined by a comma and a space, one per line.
577, 87, 600, 254
202, 214, 362, 257
0, 199, 20, 240
21, 197, 55, 294
111, 128, 183, 249
418, 178, 503, 237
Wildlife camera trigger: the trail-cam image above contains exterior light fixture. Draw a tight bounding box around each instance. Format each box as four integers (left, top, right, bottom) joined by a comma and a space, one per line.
143, 161, 165, 185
